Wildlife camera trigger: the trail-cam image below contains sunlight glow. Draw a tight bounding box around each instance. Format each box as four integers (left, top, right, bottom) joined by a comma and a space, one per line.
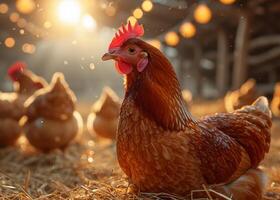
82, 14, 97, 31
58, 0, 81, 24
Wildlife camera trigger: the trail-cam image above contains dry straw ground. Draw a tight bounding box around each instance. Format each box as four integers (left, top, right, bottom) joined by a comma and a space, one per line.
0, 101, 280, 200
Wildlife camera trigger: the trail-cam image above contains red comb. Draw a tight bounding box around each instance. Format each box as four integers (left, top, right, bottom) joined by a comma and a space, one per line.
109, 21, 144, 51
8, 61, 27, 81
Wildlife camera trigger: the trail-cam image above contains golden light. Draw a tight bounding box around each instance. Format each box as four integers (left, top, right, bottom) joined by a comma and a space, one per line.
105, 5, 116, 17
17, 18, 27, 28
44, 21, 52, 29
19, 29, 25, 34
147, 40, 161, 49
58, 0, 81, 24
82, 14, 97, 31
194, 4, 212, 24
179, 22, 196, 38
22, 43, 36, 54
133, 8, 143, 19
142, 0, 153, 12
127, 16, 137, 26
16, 0, 36, 14
4, 37, 15, 48
10, 12, 20, 23
0, 3, 8, 14
165, 31, 179, 46
219, 0, 236, 5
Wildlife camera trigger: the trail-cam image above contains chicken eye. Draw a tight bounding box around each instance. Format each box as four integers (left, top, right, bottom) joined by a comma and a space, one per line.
128, 47, 136, 54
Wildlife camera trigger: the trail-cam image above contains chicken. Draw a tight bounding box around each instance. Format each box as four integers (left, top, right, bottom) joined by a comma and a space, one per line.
8, 61, 47, 102
101, 22, 272, 199
0, 92, 25, 146
182, 89, 192, 108
23, 73, 83, 151
87, 87, 121, 140
224, 79, 259, 112
271, 83, 280, 117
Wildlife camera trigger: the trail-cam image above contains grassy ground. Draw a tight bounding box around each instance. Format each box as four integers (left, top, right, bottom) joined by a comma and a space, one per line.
0, 100, 280, 200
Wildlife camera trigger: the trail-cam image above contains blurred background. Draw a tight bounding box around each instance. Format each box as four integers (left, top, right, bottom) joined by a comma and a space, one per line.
0, 0, 280, 103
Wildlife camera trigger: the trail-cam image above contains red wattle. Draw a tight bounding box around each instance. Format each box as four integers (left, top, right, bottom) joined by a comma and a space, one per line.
115, 61, 132, 75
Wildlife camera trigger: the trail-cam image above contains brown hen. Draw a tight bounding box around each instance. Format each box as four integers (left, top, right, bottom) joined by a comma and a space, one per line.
102, 22, 272, 199
24, 73, 82, 151
0, 92, 25, 146
8, 61, 47, 101
87, 87, 121, 140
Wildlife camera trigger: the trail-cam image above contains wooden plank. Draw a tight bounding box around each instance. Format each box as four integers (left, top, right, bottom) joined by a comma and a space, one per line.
216, 29, 229, 96
232, 14, 250, 89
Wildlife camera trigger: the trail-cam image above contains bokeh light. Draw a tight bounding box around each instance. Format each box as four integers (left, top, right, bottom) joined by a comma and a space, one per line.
44, 21, 52, 29
194, 4, 212, 24
19, 29, 25, 35
179, 22, 196, 38
133, 8, 143, 19
147, 40, 161, 49
82, 14, 97, 31
16, 0, 36, 14
220, 0, 236, 5
4, 37, 16, 48
17, 18, 27, 28
127, 16, 137, 26
142, 0, 153, 12
165, 31, 179, 46
58, 0, 81, 24
9, 12, 20, 23
0, 3, 9, 14
22, 43, 36, 54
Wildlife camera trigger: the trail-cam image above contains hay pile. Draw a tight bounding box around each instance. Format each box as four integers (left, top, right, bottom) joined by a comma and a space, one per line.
0, 101, 280, 200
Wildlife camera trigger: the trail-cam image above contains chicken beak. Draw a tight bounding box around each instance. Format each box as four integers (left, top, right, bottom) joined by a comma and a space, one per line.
102, 53, 118, 61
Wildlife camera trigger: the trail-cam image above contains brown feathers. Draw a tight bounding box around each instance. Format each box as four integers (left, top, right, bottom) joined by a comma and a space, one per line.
124, 39, 193, 131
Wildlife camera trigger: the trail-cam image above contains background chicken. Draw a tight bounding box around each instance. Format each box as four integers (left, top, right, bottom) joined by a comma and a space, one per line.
0, 92, 25, 146
23, 73, 83, 151
224, 78, 259, 112
8, 61, 47, 102
87, 87, 121, 140
271, 83, 280, 118
102, 22, 272, 199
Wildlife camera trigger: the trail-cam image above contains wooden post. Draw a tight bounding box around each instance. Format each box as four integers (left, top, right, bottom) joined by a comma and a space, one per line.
216, 29, 229, 96
178, 56, 185, 87
232, 14, 250, 89
193, 42, 202, 97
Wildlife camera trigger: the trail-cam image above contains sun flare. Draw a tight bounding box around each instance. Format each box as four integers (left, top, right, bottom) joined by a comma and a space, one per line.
57, 0, 81, 24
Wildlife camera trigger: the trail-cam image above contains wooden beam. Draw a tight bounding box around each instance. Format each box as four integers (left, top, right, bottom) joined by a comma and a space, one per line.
216, 29, 229, 96
193, 42, 203, 97
232, 14, 251, 89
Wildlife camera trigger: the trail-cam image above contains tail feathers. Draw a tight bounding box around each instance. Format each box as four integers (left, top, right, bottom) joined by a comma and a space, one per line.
252, 96, 272, 118
214, 169, 267, 200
